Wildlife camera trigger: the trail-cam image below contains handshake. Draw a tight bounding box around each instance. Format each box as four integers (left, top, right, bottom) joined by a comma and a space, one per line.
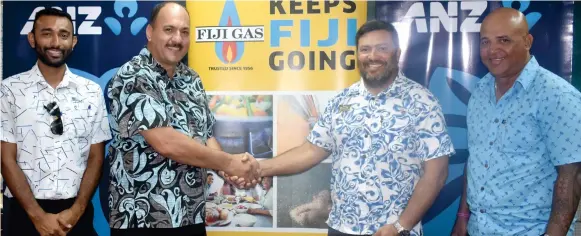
219, 152, 262, 189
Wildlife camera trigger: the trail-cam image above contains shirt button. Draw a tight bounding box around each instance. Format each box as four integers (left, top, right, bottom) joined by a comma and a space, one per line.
480, 209, 486, 213
480, 187, 484, 191
494, 118, 499, 123
501, 120, 507, 124
484, 164, 488, 168
489, 141, 493, 145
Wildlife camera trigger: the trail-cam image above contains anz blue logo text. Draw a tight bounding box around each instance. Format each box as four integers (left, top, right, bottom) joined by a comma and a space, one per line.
21, 6, 102, 35
104, 0, 147, 36
402, 0, 541, 33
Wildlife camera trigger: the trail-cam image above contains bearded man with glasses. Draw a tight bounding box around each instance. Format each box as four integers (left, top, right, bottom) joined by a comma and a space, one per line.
0, 8, 111, 236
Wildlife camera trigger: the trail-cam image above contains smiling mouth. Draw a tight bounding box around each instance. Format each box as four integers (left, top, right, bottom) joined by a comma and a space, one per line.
490, 58, 505, 65
167, 46, 181, 51
46, 49, 62, 57
366, 63, 385, 70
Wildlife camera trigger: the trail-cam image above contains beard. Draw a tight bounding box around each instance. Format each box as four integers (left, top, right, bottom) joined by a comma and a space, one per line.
35, 42, 72, 68
358, 58, 398, 89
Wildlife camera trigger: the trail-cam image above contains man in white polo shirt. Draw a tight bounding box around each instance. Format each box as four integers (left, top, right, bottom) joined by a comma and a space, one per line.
1, 8, 111, 236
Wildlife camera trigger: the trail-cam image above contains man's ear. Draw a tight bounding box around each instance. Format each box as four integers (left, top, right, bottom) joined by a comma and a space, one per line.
146, 24, 153, 41
72, 35, 78, 49
27, 32, 36, 48
524, 34, 534, 50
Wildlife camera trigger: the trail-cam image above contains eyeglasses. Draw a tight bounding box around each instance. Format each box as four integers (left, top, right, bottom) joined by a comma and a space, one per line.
43, 101, 63, 135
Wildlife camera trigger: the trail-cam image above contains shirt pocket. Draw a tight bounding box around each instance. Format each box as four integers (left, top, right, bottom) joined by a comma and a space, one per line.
331, 102, 370, 150
65, 98, 95, 139
498, 112, 540, 154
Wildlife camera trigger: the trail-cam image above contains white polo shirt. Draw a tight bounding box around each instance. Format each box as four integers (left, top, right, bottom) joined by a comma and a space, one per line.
1, 64, 112, 199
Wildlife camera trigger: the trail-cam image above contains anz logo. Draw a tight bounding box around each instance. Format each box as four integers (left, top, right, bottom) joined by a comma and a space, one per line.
104, 0, 148, 36
20, 0, 147, 36
401, 0, 541, 33
20, 6, 102, 35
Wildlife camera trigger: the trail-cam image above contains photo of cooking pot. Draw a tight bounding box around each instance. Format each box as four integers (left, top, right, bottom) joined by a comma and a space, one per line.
208, 95, 274, 158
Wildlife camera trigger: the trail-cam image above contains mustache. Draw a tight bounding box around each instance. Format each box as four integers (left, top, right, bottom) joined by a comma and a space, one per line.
42, 47, 65, 53
362, 60, 388, 67
166, 43, 183, 50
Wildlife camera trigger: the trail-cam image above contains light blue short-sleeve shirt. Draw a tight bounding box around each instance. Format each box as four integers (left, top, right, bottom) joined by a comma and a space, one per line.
307, 73, 455, 235
466, 56, 581, 236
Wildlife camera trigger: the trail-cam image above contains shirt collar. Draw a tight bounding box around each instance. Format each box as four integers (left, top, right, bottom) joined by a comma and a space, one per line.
139, 47, 193, 79
29, 63, 78, 88
477, 56, 539, 92
350, 71, 406, 100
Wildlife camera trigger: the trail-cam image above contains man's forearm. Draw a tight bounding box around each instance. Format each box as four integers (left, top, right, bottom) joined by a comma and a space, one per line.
206, 137, 224, 174
142, 128, 233, 171
398, 167, 448, 229
1, 144, 44, 218
260, 141, 328, 177
545, 163, 581, 235
71, 143, 105, 214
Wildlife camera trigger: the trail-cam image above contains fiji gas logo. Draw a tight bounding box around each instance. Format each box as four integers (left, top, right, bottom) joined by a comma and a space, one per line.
195, 0, 265, 64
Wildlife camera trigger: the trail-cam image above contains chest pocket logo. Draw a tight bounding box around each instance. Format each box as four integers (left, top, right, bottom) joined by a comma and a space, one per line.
338, 104, 352, 113
67, 98, 94, 138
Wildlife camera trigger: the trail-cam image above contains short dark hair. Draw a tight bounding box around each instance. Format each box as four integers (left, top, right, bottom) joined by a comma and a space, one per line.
150, 1, 188, 25
355, 20, 400, 49
207, 173, 214, 177
32, 8, 74, 34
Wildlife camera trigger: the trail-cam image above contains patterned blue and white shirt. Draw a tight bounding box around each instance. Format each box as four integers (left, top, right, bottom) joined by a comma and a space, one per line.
107, 48, 215, 229
307, 72, 455, 235
466, 56, 581, 236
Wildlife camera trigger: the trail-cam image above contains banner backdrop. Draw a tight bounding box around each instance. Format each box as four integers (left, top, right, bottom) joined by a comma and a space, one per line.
1, 1, 574, 236
187, 1, 367, 235
188, 0, 366, 91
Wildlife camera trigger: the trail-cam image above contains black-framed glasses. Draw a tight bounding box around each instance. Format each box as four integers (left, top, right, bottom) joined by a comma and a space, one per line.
43, 101, 63, 135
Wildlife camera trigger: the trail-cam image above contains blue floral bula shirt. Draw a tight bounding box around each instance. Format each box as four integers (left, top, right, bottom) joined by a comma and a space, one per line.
107, 48, 215, 229
466, 57, 581, 236
307, 72, 455, 235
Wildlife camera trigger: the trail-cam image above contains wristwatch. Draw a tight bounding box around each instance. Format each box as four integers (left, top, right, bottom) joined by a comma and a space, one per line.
394, 220, 411, 236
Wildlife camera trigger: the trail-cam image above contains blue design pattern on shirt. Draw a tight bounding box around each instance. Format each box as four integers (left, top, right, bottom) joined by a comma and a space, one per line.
107, 48, 215, 229
307, 73, 455, 235
466, 57, 581, 236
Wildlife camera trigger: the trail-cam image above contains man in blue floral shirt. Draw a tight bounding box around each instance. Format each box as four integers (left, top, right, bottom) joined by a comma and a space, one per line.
453, 8, 581, 236
241, 20, 455, 236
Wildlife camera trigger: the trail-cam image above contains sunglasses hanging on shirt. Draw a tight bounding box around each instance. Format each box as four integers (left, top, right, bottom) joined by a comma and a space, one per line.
43, 101, 64, 135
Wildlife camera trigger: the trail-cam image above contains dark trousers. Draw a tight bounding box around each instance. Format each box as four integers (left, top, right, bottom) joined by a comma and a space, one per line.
110, 223, 207, 236
328, 227, 372, 236
2, 197, 96, 236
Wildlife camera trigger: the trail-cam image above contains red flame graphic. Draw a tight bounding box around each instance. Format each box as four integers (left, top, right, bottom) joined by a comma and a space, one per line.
222, 17, 237, 64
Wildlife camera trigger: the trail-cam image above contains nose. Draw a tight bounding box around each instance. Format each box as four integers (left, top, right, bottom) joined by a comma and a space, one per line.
49, 34, 60, 48
368, 48, 380, 61
487, 41, 501, 55
170, 31, 185, 44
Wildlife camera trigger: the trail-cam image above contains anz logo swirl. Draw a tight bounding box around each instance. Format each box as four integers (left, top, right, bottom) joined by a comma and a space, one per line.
402, 0, 541, 33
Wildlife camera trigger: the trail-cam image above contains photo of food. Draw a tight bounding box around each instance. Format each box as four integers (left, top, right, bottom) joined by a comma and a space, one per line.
276, 94, 336, 156
276, 162, 332, 229
205, 170, 274, 228
208, 95, 274, 158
